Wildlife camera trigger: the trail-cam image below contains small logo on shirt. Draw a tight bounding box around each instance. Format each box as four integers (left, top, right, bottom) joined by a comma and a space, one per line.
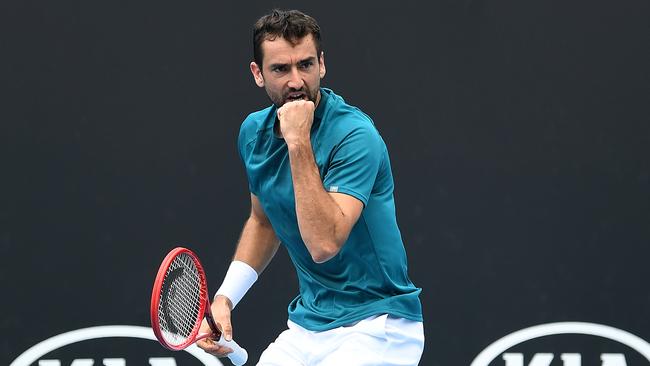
328, 186, 339, 192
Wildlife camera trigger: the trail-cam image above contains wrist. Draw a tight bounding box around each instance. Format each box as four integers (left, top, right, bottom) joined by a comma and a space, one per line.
213, 294, 234, 310
214, 260, 258, 309
285, 138, 312, 152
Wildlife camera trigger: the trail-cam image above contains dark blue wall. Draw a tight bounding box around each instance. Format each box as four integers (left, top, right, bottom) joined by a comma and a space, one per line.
2, 0, 649, 365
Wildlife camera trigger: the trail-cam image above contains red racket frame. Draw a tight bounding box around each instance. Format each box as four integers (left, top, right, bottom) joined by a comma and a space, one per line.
150, 246, 222, 350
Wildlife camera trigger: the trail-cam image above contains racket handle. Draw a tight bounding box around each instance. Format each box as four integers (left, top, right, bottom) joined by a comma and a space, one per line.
218, 334, 248, 366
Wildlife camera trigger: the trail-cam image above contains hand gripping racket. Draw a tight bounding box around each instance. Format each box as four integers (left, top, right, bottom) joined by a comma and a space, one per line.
150, 247, 248, 365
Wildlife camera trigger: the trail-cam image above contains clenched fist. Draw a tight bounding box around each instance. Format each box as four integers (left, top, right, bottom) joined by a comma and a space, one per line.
277, 100, 315, 145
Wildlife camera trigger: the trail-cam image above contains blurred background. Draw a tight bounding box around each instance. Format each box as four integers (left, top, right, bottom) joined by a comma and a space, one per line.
1, 0, 649, 365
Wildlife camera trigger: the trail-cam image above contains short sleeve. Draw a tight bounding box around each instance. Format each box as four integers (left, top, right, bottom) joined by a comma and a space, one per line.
238, 115, 258, 195
322, 126, 384, 206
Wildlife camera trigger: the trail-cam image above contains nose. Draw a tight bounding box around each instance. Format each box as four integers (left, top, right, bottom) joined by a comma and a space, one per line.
287, 67, 304, 90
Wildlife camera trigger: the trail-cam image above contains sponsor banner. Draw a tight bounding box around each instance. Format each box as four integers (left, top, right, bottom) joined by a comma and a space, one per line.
472, 322, 650, 366
10, 325, 222, 366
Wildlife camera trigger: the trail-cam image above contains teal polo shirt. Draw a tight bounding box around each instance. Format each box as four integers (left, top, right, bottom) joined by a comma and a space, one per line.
238, 88, 422, 331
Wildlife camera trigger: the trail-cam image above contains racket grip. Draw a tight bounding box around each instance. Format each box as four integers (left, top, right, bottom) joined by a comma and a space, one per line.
219, 334, 248, 366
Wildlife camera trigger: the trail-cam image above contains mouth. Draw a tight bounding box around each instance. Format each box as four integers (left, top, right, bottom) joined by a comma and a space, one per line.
285, 92, 307, 102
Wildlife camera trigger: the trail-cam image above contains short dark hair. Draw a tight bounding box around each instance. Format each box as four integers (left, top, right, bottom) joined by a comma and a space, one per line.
253, 9, 322, 67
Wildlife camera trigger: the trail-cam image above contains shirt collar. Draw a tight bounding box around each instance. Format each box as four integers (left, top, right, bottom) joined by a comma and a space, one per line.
314, 87, 329, 121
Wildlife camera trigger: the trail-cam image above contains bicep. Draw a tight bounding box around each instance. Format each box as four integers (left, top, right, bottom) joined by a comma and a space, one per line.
329, 192, 364, 239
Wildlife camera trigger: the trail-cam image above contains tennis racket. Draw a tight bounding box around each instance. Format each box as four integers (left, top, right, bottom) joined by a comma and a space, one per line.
150, 246, 248, 365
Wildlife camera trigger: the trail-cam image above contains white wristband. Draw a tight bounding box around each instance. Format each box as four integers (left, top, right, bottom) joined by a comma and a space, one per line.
214, 260, 258, 309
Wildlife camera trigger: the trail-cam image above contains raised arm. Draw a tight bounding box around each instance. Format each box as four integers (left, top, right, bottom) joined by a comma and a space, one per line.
278, 100, 364, 263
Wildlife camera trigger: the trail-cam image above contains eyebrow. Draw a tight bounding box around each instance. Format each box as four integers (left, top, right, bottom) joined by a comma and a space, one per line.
268, 56, 317, 69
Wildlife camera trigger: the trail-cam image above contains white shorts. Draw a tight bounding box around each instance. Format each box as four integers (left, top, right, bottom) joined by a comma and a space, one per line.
257, 314, 425, 366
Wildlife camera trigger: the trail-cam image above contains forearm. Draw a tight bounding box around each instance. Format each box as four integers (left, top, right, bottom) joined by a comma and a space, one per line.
233, 213, 280, 274
287, 141, 347, 263
214, 198, 279, 310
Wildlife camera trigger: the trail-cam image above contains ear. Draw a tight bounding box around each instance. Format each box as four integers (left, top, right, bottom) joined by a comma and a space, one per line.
250, 62, 265, 87
319, 51, 326, 79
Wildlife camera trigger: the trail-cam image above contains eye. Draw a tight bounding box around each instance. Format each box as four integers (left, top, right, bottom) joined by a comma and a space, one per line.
271, 65, 288, 73
299, 60, 314, 69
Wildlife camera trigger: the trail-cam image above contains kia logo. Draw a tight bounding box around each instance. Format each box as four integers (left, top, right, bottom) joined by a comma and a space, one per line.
471, 322, 650, 366
10, 325, 223, 366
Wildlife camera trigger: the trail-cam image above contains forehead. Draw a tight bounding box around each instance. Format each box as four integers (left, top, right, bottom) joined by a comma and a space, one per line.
261, 35, 318, 64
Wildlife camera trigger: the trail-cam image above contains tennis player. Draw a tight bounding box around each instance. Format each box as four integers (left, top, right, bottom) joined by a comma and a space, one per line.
197, 9, 424, 365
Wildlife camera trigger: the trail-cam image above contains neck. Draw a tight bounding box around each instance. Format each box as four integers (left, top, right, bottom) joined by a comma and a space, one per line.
314, 89, 322, 108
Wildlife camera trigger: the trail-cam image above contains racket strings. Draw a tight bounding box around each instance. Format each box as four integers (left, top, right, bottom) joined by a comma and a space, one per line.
157, 253, 205, 345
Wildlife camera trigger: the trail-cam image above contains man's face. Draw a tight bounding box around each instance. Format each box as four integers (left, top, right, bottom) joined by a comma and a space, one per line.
250, 35, 326, 107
